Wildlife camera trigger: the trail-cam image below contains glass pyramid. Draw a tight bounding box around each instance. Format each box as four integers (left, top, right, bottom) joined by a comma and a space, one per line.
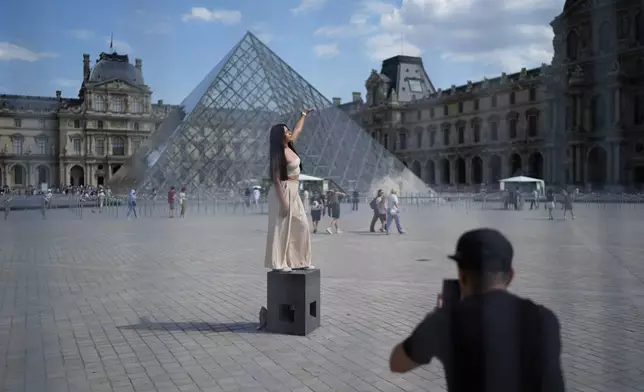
108, 32, 433, 197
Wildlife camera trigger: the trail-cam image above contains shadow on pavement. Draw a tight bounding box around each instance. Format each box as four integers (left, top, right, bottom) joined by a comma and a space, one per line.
119, 317, 261, 334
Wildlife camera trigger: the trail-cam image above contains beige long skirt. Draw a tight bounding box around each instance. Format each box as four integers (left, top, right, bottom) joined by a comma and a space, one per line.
264, 180, 312, 270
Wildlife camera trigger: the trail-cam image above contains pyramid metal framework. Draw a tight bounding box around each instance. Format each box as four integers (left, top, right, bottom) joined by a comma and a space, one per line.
108, 32, 432, 196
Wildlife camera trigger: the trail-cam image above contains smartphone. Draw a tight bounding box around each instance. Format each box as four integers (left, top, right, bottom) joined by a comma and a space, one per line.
441, 279, 461, 310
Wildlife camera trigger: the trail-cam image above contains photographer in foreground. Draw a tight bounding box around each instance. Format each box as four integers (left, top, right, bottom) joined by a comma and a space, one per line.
389, 228, 564, 392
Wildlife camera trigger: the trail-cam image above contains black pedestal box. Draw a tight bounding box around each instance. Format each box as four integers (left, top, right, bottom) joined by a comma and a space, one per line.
266, 269, 320, 336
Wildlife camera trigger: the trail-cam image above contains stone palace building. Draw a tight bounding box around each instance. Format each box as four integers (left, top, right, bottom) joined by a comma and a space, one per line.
339, 0, 644, 192
0, 51, 176, 190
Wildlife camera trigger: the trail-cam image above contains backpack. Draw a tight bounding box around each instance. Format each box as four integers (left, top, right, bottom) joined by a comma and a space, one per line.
369, 197, 378, 210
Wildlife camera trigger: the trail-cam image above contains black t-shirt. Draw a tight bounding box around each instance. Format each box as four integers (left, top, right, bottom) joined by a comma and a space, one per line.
402, 290, 564, 392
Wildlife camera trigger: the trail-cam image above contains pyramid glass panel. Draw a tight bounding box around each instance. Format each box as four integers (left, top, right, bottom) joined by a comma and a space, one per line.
108, 32, 433, 196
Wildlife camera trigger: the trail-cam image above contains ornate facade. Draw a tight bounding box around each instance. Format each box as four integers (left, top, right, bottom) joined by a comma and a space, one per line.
0, 52, 177, 190
546, 0, 644, 190
340, 0, 644, 191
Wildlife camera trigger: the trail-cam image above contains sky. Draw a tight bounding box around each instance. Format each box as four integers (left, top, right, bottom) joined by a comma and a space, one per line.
0, 0, 564, 105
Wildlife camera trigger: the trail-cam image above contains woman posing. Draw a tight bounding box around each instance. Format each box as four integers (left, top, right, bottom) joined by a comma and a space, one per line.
264, 109, 315, 272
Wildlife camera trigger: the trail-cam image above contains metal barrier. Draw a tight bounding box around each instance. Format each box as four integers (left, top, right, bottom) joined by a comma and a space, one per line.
3, 192, 644, 222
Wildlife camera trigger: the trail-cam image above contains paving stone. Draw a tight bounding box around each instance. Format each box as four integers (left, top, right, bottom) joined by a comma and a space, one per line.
1, 205, 644, 391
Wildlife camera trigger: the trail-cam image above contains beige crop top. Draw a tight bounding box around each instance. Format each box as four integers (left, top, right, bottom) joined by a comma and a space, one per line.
287, 157, 301, 177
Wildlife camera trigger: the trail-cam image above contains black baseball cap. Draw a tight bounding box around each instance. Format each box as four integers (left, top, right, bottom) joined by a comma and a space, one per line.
448, 228, 513, 272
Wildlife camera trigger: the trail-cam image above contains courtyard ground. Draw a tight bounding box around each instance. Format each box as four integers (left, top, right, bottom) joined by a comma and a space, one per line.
1, 204, 644, 391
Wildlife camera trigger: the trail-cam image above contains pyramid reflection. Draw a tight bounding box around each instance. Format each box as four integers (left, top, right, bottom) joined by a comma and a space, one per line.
108, 32, 433, 197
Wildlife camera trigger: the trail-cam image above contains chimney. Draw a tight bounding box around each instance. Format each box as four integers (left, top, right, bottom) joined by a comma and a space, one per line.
55, 90, 62, 100
83, 53, 90, 82
332, 97, 341, 105
135, 58, 142, 70
157, 99, 163, 105
352, 92, 362, 102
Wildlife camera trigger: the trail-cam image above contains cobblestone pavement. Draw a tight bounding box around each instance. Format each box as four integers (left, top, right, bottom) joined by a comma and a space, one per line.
1, 204, 644, 392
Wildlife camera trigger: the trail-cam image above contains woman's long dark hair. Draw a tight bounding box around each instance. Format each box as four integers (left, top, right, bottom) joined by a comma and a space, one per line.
269, 123, 302, 181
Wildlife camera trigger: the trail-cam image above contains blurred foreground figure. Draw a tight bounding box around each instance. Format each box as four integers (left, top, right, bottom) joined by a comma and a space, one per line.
389, 228, 565, 392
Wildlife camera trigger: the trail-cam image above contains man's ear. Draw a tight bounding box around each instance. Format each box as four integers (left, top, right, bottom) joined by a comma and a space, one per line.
506, 268, 515, 286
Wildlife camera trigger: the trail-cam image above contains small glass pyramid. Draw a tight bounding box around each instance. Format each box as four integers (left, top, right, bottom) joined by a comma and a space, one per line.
108, 32, 432, 197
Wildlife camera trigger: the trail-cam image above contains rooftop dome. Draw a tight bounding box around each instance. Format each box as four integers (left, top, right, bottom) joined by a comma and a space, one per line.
88, 52, 145, 86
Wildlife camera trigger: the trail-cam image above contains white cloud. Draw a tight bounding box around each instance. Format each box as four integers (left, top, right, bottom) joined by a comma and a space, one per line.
0, 42, 58, 62
182, 7, 242, 25
69, 29, 95, 40
317, 0, 560, 72
365, 34, 421, 61
291, 0, 328, 14
314, 43, 340, 58
105, 38, 134, 54
50, 78, 80, 88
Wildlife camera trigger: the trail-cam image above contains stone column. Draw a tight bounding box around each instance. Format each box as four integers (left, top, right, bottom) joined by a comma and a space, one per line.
63, 164, 68, 186
86, 165, 92, 187
107, 137, 112, 156
465, 158, 472, 185
574, 146, 581, 183
575, 95, 582, 127
501, 155, 510, 178
450, 158, 457, 185
613, 143, 620, 185
614, 89, 620, 123
435, 162, 441, 185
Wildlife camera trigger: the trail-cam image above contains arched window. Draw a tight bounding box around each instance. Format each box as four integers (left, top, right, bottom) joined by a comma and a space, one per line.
442, 125, 450, 146
591, 95, 606, 128
567, 30, 579, 60
12, 165, 25, 185
399, 132, 407, 150
94, 95, 105, 111
12, 136, 24, 155
599, 22, 612, 52
635, 11, 644, 43
111, 96, 124, 113
112, 136, 125, 156
471, 119, 481, 143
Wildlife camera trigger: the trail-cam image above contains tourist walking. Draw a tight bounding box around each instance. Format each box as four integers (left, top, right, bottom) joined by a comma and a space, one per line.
264, 110, 315, 272
168, 186, 176, 218
369, 189, 387, 232
127, 189, 138, 219
385, 189, 404, 234
310, 194, 323, 233
389, 228, 565, 391
97, 188, 105, 213
545, 189, 555, 220
178, 187, 187, 218
325, 189, 346, 234
529, 188, 539, 210
253, 187, 261, 208
562, 189, 574, 220
352, 190, 359, 211
302, 188, 310, 214
3, 193, 11, 220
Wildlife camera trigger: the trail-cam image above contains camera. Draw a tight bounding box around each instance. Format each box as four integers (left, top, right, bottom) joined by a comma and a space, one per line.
441, 279, 461, 309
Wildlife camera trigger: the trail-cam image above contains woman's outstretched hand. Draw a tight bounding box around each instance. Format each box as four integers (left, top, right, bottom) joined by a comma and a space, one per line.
303, 108, 314, 115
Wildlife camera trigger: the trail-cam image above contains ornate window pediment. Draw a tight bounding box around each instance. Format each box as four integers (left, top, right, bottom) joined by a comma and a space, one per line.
10, 133, 24, 141
33, 133, 48, 142
506, 111, 520, 120
525, 108, 540, 117
67, 134, 84, 142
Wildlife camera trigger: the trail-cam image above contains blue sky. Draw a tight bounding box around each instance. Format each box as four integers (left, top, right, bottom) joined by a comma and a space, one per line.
0, 0, 563, 104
